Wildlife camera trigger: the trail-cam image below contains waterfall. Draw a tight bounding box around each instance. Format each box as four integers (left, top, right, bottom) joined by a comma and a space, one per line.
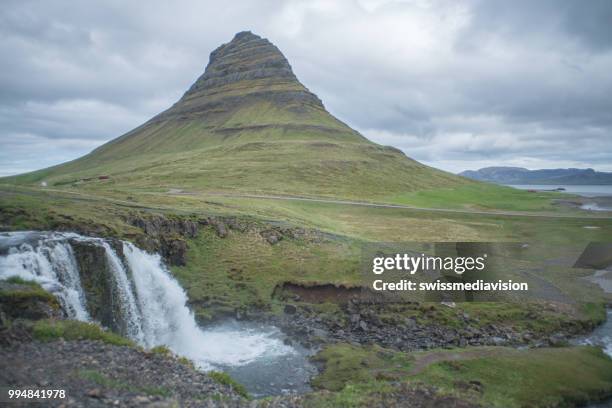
100, 241, 145, 344
0, 231, 293, 370
0, 232, 90, 321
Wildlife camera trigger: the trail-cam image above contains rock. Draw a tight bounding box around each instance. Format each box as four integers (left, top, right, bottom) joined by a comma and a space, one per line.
404, 318, 416, 329
156, 31, 325, 124
0, 281, 63, 322
133, 395, 150, 403
312, 328, 328, 339
1, 340, 246, 406
261, 229, 282, 245
126, 214, 198, 238
284, 304, 297, 315
124, 213, 198, 265
160, 236, 188, 266
86, 388, 103, 398
209, 218, 228, 238
70, 240, 128, 333
491, 336, 506, 345
359, 320, 368, 331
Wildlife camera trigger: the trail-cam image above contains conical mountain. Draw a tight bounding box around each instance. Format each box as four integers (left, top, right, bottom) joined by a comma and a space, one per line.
7, 31, 468, 200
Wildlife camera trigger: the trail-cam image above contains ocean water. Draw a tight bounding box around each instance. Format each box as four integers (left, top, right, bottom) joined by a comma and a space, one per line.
507, 184, 612, 197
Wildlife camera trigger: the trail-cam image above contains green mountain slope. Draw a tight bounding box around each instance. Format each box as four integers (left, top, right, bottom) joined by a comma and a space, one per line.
6, 31, 469, 200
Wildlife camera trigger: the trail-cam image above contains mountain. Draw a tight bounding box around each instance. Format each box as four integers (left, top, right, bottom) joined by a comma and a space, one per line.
460, 167, 612, 185
6, 31, 468, 200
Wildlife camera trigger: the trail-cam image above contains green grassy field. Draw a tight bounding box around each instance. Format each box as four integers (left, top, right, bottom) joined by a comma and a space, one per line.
309, 343, 612, 407
2, 185, 610, 317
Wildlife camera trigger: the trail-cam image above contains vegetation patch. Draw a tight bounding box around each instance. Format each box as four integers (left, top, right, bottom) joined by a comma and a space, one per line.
0, 280, 58, 304
78, 369, 171, 396
208, 371, 250, 399
311, 343, 413, 392
415, 346, 612, 407
311, 343, 612, 407
32, 320, 134, 347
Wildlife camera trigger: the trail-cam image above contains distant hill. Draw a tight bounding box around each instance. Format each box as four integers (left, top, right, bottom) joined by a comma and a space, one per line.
4, 31, 469, 200
460, 167, 612, 185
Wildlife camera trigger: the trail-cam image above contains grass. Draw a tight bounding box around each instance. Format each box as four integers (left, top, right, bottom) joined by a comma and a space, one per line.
32, 320, 134, 347
3, 276, 40, 286
150, 345, 173, 356
0, 280, 57, 303
208, 371, 250, 399
1, 186, 610, 322
78, 369, 171, 397
311, 344, 413, 392
0, 89, 468, 202
171, 228, 361, 319
310, 343, 612, 407
387, 183, 570, 212
416, 346, 612, 407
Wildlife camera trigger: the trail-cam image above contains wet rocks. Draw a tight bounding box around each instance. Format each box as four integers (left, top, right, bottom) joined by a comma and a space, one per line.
70, 240, 127, 333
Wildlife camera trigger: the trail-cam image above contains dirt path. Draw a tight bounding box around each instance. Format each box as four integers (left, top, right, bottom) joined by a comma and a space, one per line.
207, 192, 612, 219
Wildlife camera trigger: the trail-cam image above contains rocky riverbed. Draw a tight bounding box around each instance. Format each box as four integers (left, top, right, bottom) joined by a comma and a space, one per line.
270, 299, 595, 352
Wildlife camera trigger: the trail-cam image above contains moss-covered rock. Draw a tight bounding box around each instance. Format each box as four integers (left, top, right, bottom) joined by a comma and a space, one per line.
0, 279, 62, 323
70, 239, 133, 336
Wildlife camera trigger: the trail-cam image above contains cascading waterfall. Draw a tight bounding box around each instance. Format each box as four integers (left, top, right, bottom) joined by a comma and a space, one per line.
0, 231, 90, 321
100, 241, 145, 344
0, 231, 294, 371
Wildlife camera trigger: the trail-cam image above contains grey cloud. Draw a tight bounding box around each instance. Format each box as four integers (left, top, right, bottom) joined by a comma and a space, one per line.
0, 0, 611, 177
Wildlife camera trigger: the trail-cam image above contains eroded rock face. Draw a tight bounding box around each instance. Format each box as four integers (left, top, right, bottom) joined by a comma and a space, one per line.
124, 214, 199, 266
70, 239, 128, 334
153, 31, 324, 122
191, 31, 299, 92
126, 214, 198, 239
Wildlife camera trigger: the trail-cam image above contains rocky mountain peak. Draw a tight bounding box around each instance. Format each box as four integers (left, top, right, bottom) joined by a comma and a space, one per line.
185, 31, 299, 96
154, 31, 324, 122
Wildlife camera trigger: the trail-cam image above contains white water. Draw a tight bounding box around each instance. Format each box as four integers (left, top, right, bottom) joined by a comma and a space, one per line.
0, 232, 90, 321
120, 241, 294, 368
0, 231, 294, 370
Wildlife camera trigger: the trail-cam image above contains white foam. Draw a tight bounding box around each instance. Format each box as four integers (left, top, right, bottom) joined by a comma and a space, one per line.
0, 232, 295, 370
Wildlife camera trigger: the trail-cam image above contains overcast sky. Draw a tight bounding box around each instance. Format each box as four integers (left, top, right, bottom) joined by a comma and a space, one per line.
1, 0, 611, 176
